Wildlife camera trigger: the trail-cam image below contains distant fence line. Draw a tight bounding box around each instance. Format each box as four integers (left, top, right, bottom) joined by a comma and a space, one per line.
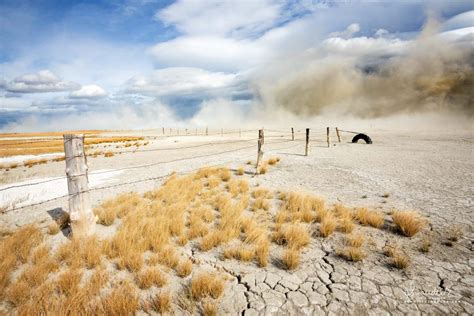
1, 126, 366, 235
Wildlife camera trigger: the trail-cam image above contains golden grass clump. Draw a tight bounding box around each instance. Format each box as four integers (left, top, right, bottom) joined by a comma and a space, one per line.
191, 272, 225, 301
223, 244, 255, 262
200, 231, 222, 251
252, 188, 272, 199
57, 236, 102, 269
258, 163, 268, 175
391, 252, 410, 269
251, 197, 270, 212
420, 236, 432, 253
336, 247, 367, 262
282, 248, 300, 270
149, 291, 172, 314
392, 211, 425, 237
267, 157, 280, 165
345, 233, 364, 248
227, 179, 249, 197
99, 282, 139, 315
445, 224, 463, 242
176, 259, 193, 278
136, 267, 167, 289
355, 208, 385, 228
219, 168, 232, 182
56, 268, 83, 295
104, 151, 114, 158
320, 215, 337, 238
273, 223, 310, 250
236, 167, 245, 175
202, 299, 219, 316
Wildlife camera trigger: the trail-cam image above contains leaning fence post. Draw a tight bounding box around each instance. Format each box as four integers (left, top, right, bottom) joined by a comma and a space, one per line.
336, 127, 341, 143
291, 128, 294, 141
305, 128, 309, 156
326, 127, 330, 147
255, 129, 264, 174
63, 134, 95, 237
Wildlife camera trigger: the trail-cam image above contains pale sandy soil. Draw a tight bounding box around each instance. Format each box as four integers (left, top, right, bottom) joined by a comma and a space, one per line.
0, 129, 472, 314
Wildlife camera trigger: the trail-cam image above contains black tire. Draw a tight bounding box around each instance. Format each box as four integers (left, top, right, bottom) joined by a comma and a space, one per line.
352, 133, 372, 144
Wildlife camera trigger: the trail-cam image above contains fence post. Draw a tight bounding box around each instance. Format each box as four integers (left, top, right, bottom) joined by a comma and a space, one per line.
185, 128, 188, 135
336, 127, 341, 143
239, 129, 241, 138
291, 128, 294, 141
326, 127, 330, 147
206, 127, 208, 136
162, 127, 165, 135
63, 134, 95, 237
305, 128, 309, 156
221, 128, 223, 137
256, 129, 264, 174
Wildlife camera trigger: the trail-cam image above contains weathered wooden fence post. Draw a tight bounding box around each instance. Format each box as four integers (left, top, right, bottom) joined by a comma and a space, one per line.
336, 127, 341, 143
162, 127, 165, 135
255, 129, 264, 174
291, 128, 295, 141
206, 127, 208, 136
305, 128, 309, 156
63, 134, 95, 237
326, 127, 330, 147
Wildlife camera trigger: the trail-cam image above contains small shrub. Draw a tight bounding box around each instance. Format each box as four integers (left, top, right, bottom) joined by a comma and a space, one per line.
392, 211, 425, 237
99, 282, 139, 315
104, 151, 114, 158
382, 192, 390, 198
267, 157, 279, 165
202, 299, 218, 316
420, 236, 432, 253
258, 164, 268, 175
446, 225, 463, 242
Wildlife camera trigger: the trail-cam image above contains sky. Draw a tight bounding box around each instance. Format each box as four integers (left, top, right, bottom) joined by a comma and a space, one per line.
0, 0, 473, 132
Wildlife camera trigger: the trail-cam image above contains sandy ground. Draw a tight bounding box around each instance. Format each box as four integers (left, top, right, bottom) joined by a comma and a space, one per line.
0, 128, 472, 314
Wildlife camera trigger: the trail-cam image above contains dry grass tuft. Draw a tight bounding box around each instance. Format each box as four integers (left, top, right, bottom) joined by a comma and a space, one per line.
320, 215, 337, 238
99, 282, 139, 315
392, 211, 425, 237
223, 244, 255, 262
202, 299, 219, 316
136, 267, 167, 289
344, 233, 364, 248
446, 225, 463, 242
56, 268, 83, 295
191, 272, 225, 301
391, 252, 410, 269
355, 208, 384, 228
219, 168, 232, 182
336, 247, 366, 262
258, 164, 268, 174
267, 157, 280, 165
273, 223, 310, 250
149, 291, 172, 314
227, 179, 249, 197
236, 167, 244, 175
282, 248, 300, 270
382, 192, 390, 198
246, 160, 252, 165
176, 259, 193, 278
104, 151, 114, 158
251, 197, 270, 212
420, 236, 432, 253
94, 207, 116, 226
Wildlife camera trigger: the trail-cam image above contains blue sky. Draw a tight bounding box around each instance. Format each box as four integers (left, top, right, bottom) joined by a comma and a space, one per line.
0, 0, 473, 131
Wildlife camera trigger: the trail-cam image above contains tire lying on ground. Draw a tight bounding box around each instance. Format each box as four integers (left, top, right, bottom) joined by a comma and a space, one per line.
352, 133, 372, 144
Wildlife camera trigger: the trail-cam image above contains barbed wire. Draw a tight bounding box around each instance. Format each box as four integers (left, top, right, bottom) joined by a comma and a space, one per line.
1, 140, 301, 213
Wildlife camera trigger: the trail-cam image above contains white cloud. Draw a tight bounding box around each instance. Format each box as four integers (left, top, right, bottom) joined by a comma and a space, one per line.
3, 70, 80, 93
329, 23, 361, 38
149, 36, 267, 71
125, 67, 238, 96
69, 84, 107, 99
321, 36, 408, 57
156, 0, 283, 37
